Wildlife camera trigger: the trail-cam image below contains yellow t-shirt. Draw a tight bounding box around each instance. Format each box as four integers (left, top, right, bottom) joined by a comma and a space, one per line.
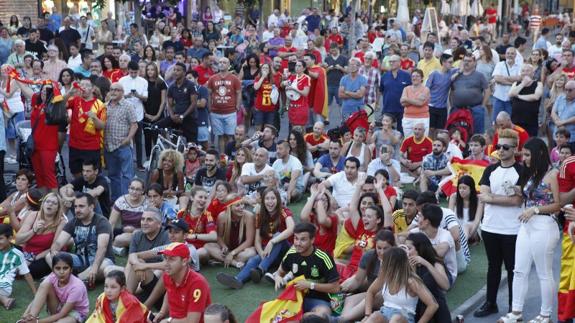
417, 57, 442, 83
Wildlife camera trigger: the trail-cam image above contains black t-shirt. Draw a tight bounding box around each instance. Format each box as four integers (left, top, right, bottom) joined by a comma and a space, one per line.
63, 214, 115, 264
39, 28, 55, 44
25, 40, 47, 58
167, 79, 197, 115
17, 27, 31, 38
358, 249, 380, 286
496, 44, 513, 57
281, 247, 339, 302
145, 79, 168, 117
194, 167, 226, 192
162, 40, 184, 53
72, 175, 111, 218
225, 141, 240, 160
59, 28, 81, 49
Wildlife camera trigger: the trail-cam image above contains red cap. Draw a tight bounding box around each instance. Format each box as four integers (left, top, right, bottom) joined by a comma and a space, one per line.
158, 242, 190, 258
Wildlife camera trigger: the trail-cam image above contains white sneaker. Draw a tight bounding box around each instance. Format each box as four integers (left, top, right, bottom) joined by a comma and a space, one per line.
112, 246, 127, 257
5, 157, 17, 164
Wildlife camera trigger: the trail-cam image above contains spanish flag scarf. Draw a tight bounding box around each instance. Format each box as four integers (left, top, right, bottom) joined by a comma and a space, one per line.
86, 290, 148, 323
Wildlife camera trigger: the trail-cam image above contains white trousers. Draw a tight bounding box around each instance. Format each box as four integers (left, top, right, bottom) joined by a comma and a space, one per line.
511, 215, 560, 316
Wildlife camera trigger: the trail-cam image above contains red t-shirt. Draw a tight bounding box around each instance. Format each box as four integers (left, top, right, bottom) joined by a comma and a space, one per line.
31, 94, 59, 151
400, 136, 433, 163
194, 65, 215, 86
66, 96, 106, 150
401, 58, 415, 71
492, 125, 530, 160
206, 73, 241, 114
485, 8, 497, 24
308, 212, 339, 256
109, 69, 127, 83
339, 219, 376, 280
163, 269, 211, 321
206, 198, 226, 222
178, 210, 217, 248
254, 76, 278, 112
309, 49, 322, 64
559, 157, 575, 232
384, 185, 398, 199
304, 132, 328, 158
278, 46, 297, 70
563, 66, 575, 80
287, 74, 311, 126
327, 34, 344, 49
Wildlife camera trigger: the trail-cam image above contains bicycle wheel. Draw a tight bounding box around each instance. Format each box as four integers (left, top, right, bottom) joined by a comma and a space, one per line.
146, 146, 161, 184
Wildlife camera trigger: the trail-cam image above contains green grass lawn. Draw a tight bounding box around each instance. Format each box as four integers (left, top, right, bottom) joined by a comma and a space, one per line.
2, 197, 489, 322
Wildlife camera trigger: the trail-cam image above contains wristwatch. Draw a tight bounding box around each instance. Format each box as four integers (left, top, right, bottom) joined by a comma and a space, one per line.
310, 282, 316, 290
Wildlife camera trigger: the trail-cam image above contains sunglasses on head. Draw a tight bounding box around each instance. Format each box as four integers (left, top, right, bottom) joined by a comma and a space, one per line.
495, 144, 516, 151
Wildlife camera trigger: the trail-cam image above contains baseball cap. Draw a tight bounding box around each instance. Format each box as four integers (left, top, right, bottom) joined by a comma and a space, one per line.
159, 242, 190, 258
166, 218, 190, 232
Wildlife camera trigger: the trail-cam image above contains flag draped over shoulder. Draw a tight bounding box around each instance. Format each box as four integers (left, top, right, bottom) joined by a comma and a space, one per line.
308, 65, 329, 119
86, 290, 148, 323
439, 157, 489, 196
245, 275, 306, 323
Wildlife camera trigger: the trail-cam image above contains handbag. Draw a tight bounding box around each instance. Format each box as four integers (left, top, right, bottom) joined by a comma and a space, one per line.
25, 113, 41, 157
44, 92, 68, 126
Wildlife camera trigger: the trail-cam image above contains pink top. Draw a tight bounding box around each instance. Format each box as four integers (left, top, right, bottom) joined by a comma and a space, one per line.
403, 85, 430, 118
46, 272, 89, 317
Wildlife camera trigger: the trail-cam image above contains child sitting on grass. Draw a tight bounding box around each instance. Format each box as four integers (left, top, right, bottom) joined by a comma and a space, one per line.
19, 252, 88, 323
86, 270, 149, 323
0, 223, 36, 310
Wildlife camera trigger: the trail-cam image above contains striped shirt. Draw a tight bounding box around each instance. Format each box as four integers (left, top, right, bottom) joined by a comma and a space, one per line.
0, 247, 29, 292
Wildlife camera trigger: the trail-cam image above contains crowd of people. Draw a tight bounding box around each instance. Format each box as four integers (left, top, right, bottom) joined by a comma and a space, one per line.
1, 2, 575, 323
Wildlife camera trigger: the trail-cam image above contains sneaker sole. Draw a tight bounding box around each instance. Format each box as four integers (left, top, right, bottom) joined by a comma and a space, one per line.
216, 273, 242, 289
263, 273, 275, 284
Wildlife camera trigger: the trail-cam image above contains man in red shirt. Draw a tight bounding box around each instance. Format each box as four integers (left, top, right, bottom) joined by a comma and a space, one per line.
305, 121, 329, 160
206, 57, 242, 153
400, 43, 416, 72
326, 27, 344, 51
110, 53, 130, 83
155, 242, 211, 323
492, 111, 529, 161
194, 52, 215, 86
277, 36, 298, 71
354, 38, 379, 69
558, 157, 575, 322
400, 122, 432, 177
485, 3, 497, 39
66, 78, 106, 178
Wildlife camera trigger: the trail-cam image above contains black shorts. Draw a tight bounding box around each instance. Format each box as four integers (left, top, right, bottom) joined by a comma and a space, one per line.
68, 147, 101, 175
429, 107, 447, 129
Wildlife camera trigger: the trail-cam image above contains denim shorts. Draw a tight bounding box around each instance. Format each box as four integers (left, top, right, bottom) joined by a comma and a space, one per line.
210, 112, 236, 136
379, 306, 415, 323
197, 126, 209, 142
253, 110, 276, 126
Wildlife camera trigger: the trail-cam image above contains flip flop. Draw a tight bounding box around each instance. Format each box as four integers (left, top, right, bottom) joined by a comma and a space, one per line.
4, 298, 15, 310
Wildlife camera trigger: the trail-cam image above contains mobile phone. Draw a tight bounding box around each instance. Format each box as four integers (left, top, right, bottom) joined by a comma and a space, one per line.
147, 312, 156, 322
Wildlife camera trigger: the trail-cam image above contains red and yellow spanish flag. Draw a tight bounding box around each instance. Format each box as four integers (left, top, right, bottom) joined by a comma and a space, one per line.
2, 65, 64, 103
307, 64, 329, 120
245, 275, 305, 323
439, 157, 489, 196
86, 290, 149, 323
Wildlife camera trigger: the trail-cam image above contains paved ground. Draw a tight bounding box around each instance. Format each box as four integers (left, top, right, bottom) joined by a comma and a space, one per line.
463, 243, 562, 322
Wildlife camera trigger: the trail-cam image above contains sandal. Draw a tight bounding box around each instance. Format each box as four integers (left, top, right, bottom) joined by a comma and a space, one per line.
528, 315, 551, 323
498, 312, 523, 323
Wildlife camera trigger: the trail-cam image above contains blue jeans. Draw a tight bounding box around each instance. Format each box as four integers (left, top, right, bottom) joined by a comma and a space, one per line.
235, 238, 290, 283
471, 105, 486, 134
327, 85, 340, 106
492, 98, 512, 122
105, 145, 134, 201
303, 298, 331, 312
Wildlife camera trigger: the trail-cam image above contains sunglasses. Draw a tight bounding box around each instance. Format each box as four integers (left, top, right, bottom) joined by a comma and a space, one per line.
495, 144, 516, 151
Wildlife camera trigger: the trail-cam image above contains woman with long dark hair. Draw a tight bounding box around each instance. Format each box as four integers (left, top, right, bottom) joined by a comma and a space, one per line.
406, 232, 452, 323
448, 175, 484, 241
253, 63, 278, 130
142, 45, 157, 65
498, 138, 560, 323
143, 63, 167, 157
289, 130, 313, 186
101, 55, 119, 82
339, 230, 396, 322
364, 247, 438, 322
215, 187, 294, 289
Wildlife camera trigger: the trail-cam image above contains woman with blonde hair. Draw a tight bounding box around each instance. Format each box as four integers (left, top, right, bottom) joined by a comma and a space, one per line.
207, 194, 256, 269
363, 247, 438, 323
149, 149, 185, 201
16, 192, 67, 279
547, 74, 568, 146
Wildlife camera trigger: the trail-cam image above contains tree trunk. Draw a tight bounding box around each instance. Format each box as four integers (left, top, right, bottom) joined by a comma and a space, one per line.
257, 0, 264, 41
348, 0, 357, 54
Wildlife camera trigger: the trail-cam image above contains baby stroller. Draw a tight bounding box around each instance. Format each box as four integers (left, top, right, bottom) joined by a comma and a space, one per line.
344, 104, 375, 135
15, 120, 67, 187
445, 108, 474, 143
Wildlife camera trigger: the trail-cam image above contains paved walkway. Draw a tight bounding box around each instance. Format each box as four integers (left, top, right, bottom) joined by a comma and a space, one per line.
463, 243, 561, 322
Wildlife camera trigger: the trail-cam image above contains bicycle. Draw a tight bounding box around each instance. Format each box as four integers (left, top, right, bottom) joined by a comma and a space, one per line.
143, 123, 187, 184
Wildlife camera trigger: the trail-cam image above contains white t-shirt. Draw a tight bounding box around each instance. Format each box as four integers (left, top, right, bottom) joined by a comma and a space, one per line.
326, 171, 365, 208
479, 162, 522, 235
240, 163, 274, 195
492, 60, 522, 102
412, 227, 457, 283
272, 155, 304, 192
118, 75, 148, 122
